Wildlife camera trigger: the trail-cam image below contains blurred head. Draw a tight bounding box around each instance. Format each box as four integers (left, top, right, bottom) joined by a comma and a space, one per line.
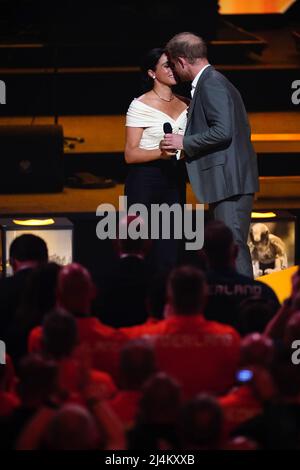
42, 404, 104, 450
18, 354, 58, 406
166, 32, 208, 81
119, 338, 157, 390
9, 234, 48, 273
138, 373, 181, 424
179, 394, 223, 450
240, 333, 275, 368
203, 220, 238, 271
42, 310, 78, 360
56, 263, 96, 315
141, 48, 177, 91
17, 262, 61, 329
167, 266, 207, 316
238, 297, 277, 336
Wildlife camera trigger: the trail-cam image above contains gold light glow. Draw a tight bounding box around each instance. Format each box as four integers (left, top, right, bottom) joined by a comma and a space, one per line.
220, 0, 296, 15
12, 218, 55, 226
251, 212, 277, 219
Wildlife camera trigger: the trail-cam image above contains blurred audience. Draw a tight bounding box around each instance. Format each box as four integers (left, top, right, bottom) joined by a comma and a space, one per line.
128, 373, 182, 449
5, 262, 61, 367
237, 296, 276, 336
132, 266, 241, 398
96, 215, 153, 328
202, 221, 279, 329
178, 394, 224, 450
0, 223, 298, 451
0, 354, 59, 449
41, 310, 117, 403
0, 234, 48, 340
29, 263, 127, 381
108, 338, 157, 428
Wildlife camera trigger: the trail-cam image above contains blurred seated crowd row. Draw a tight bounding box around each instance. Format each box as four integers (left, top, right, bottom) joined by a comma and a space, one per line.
0, 219, 300, 450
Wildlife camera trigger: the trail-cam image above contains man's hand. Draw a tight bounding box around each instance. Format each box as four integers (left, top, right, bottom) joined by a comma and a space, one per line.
161, 134, 184, 151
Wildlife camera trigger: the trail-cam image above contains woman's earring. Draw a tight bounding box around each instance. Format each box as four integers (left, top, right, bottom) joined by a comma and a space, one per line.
152, 75, 156, 79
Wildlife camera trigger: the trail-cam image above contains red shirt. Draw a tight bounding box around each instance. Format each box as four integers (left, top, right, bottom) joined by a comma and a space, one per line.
120, 318, 161, 338
108, 390, 141, 429
132, 314, 240, 399
219, 385, 262, 436
57, 357, 117, 401
0, 392, 20, 417
28, 317, 127, 382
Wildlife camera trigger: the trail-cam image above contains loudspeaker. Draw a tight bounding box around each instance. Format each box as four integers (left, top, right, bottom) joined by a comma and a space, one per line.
0, 125, 64, 193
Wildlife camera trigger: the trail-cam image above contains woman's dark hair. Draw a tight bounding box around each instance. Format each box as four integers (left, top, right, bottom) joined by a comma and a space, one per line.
140, 47, 165, 92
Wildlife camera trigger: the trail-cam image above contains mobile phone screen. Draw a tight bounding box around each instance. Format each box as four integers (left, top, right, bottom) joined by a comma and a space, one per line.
236, 369, 253, 383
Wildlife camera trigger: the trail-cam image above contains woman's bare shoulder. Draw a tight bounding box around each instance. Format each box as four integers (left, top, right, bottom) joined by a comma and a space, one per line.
135, 92, 153, 104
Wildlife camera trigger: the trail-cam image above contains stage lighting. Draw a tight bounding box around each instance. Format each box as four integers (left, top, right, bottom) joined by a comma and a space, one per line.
0, 217, 73, 277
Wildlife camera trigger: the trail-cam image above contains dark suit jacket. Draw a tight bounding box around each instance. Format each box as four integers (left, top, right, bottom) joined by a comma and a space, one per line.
183, 66, 259, 203
205, 267, 280, 330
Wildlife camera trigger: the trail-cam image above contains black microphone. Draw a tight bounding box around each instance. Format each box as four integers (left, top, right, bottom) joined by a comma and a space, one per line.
163, 122, 178, 164
163, 122, 173, 134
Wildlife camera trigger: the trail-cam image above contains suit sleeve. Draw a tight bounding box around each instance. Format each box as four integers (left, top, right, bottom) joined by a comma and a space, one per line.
183, 78, 233, 158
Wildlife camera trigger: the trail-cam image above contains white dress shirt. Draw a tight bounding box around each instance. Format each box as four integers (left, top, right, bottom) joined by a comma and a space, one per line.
191, 64, 211, 97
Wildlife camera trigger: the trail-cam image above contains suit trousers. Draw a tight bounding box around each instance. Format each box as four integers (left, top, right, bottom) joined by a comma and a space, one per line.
210, 193, 254, 278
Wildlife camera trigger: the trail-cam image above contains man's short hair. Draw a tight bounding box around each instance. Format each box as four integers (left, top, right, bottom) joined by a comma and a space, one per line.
204, 220, 234, 268
42, 310, 78, 360
9, 234, 48, 263
18, 354, 58, 402
168, 266, 207, 315
166, 32, 207, 64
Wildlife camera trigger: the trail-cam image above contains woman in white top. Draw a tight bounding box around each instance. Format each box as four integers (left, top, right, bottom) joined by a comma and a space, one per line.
124, 48, 189, 271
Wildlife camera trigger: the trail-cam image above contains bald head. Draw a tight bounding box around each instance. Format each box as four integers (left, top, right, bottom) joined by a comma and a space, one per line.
57, 263, 96, 315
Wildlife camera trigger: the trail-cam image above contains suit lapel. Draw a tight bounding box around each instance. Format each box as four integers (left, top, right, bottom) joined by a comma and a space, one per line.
186, 65, 213, 130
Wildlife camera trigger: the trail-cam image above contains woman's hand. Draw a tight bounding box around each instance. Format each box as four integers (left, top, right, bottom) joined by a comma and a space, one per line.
159, 140, 176, 160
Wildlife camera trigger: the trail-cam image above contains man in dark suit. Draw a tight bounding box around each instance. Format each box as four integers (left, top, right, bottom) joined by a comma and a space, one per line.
162, 32, 259, 277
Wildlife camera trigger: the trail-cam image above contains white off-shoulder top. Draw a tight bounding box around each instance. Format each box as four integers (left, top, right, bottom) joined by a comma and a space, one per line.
126, 98, 187, 150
